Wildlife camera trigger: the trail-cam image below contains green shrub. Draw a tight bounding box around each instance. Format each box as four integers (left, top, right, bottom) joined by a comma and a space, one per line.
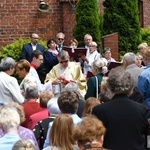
0, 38, 47, 83
73, 0, 101, 46
141, 26, 150, 46
0, 38, 47, 62
102, 0, 142, 52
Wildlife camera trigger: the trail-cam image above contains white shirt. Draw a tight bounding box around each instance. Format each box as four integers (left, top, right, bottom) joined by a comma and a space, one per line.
29, 67, 52, 92
84, 50, 101, 74
31, 43, 37, 51
0, 72, 24, 104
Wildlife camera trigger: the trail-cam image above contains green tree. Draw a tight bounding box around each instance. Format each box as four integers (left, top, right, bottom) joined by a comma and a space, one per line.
141, 26, 150, 46
103, 0, 141, 52
73, 0, 101, 46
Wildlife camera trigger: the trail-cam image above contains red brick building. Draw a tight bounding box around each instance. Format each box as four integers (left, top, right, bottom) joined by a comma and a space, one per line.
0, 0, 150, 49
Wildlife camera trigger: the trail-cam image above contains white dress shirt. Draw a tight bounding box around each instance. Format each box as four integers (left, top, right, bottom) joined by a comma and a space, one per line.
84, 50, 101, 74
0, 72, 24, 104
29, 67, 52, 92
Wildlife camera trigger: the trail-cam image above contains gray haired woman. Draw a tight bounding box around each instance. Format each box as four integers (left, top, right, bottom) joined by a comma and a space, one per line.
0, 57, 24, 104
0, 106, 21, 149
85, 59, 108, 100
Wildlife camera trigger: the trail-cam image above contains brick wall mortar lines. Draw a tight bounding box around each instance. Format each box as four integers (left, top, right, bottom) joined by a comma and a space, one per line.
0, 0, 150, 48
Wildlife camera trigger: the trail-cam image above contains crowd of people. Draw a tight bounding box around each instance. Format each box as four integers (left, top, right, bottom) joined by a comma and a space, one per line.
0, 31, 150, 150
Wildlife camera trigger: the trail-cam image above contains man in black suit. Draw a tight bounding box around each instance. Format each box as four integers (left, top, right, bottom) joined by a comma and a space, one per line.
92, 66, 148, 150
56, 32, 65, 52
21, 33, 45, 82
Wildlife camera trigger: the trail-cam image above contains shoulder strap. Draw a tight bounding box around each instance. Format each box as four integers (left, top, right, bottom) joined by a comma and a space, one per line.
95, 76, 98, 99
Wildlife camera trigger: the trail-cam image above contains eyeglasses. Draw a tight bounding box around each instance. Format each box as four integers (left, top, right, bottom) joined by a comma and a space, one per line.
60, 60, 69, 64
58, 38, 64, 41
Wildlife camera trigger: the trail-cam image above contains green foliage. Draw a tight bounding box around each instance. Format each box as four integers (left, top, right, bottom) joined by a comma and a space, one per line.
73, 0, 101, 46
0, 38, 47, 83
119, 50, 126, 61
141, 26, 150, 46
99, 13, 104, 33
103, 0, 142, 52
0, 39, 29, 61
0, 38, 47, 62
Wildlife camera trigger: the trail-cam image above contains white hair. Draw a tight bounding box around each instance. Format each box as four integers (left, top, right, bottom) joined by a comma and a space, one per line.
84, 34, 92, 40
47, 98, 61, 115
0, 57, 16, 71
123, 52, 136, 64
64, 82, 78, 92
92, 59, 108, 74
0, 106, 20, 132
56, 32, 65, 38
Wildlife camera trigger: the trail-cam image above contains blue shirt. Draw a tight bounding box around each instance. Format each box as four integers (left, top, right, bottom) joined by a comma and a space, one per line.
43, 114, 81, 148
137, 64, 150, 108
0, 133, 20, 150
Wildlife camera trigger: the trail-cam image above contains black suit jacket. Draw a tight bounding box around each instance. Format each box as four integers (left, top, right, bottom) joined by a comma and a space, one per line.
92, 94, 148, 150
21, 43, 45, 62
77, 99, 85, 118
33, 117, 54, 149
21, 43, 45, 82
56, 44, 63, 52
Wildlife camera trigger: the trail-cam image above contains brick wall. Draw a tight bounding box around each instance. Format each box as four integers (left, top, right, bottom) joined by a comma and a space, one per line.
102, 33, 119, 61
0, 0, 150, 49
0, 0, 63, 47
143, 0, 150, 27
60, 1, 76, 45
97, 0, 105, 14
0, 0, 103, 48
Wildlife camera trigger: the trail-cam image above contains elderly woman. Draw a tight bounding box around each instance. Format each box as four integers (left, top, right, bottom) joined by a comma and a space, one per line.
138, 42, 148, 56
102, 47, 116, 63
92, 66, 148, 150
16, 59, 38, 96
85, 59, 108, 100
138, 42, 148, 66
81, 41, 102, 75
0, 102, 39, 150
73, 116, 106, 150
0, 57, 24, 104
0, 106, 21, 149
0, 105, 37, 149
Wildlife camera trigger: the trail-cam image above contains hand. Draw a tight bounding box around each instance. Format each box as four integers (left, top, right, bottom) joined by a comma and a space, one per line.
81, 55, 88, 62
78, 57, 83, 63
70, 57, 74, 62
62, 79, 70, 85
58, 75, 66, 80
52, 78, 62, 85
